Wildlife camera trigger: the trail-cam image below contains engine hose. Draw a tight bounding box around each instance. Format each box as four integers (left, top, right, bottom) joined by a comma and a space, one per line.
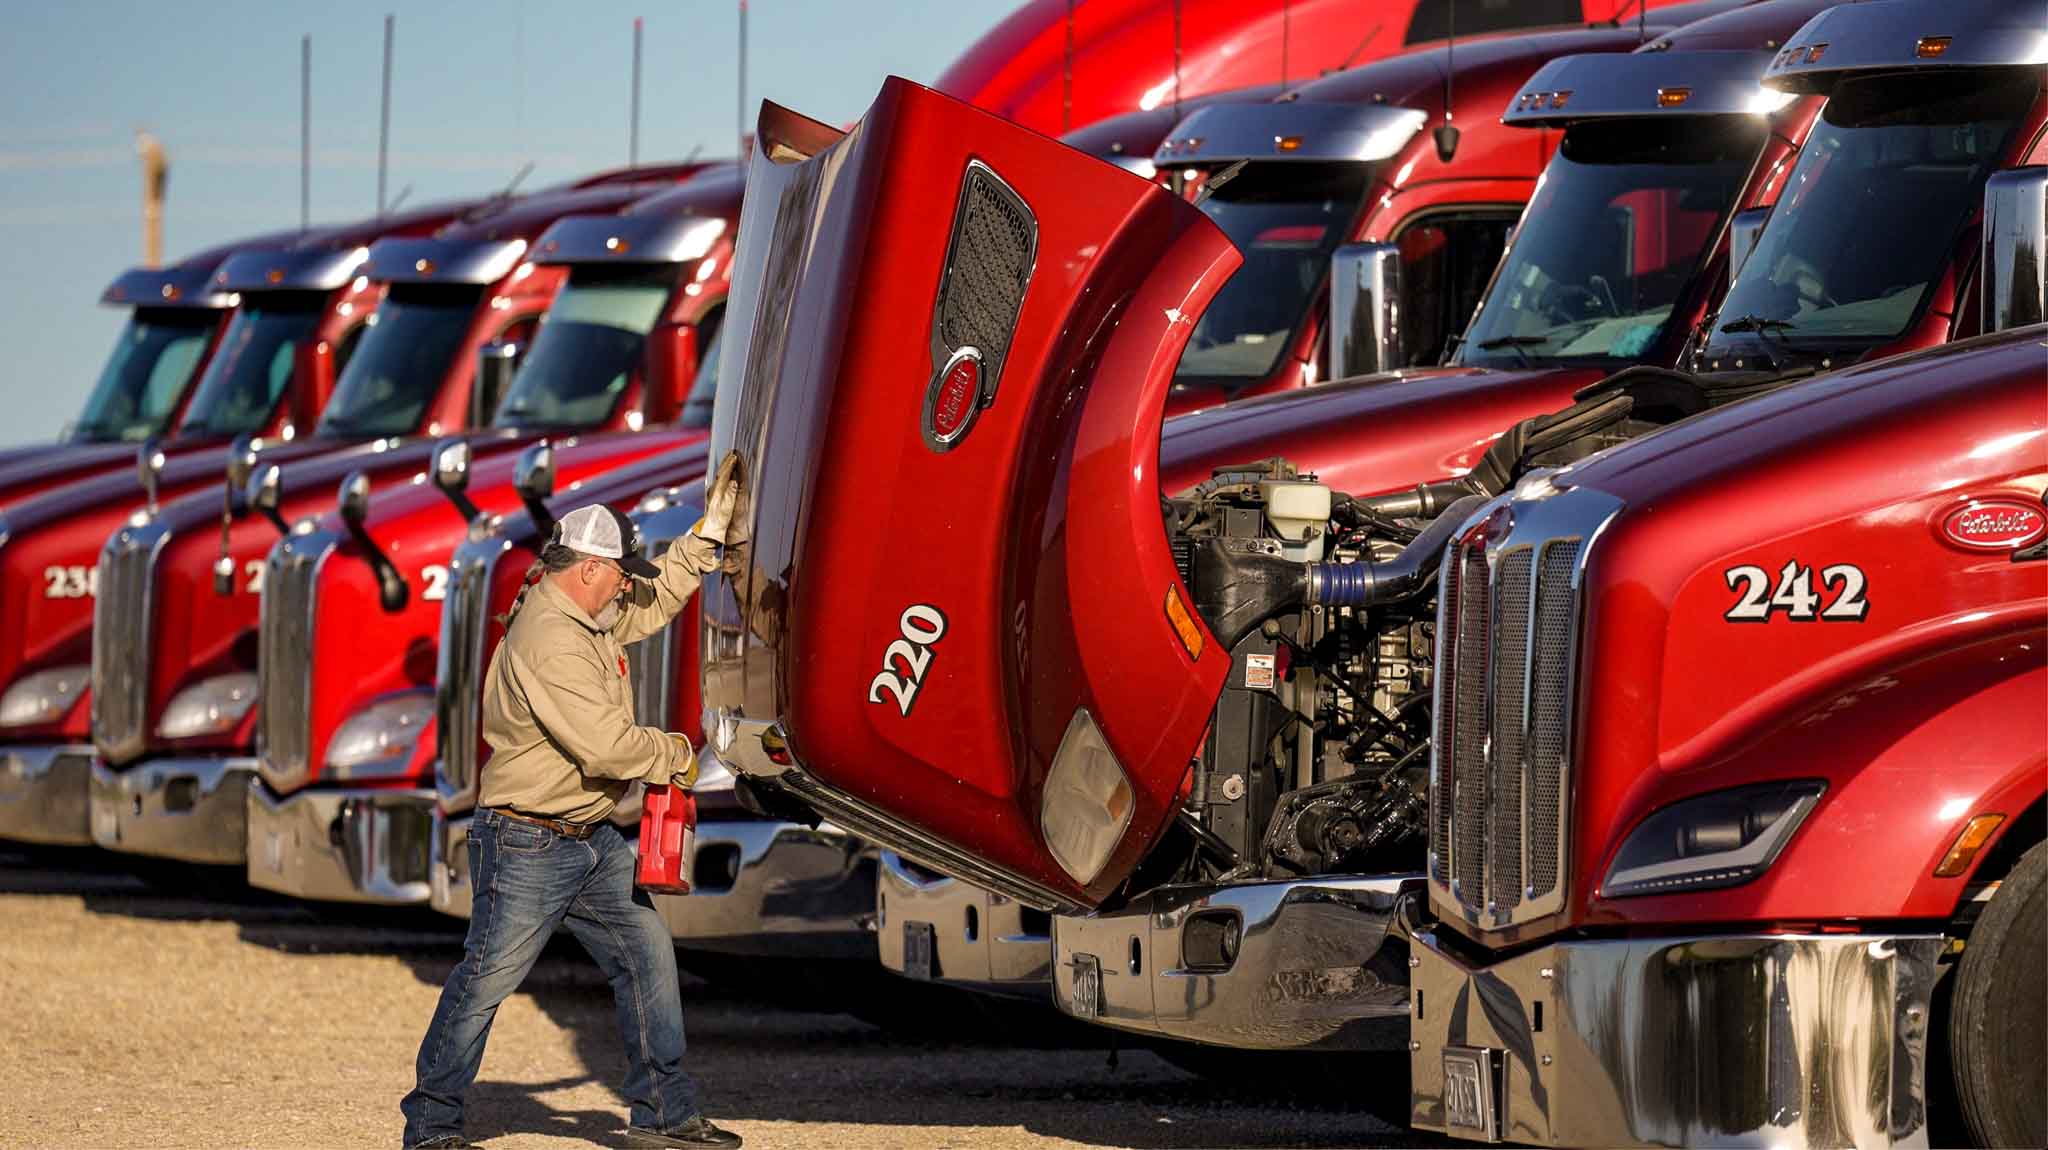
1304, 493, 1489, 608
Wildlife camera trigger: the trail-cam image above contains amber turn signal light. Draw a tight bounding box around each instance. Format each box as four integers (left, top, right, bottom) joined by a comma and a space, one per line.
1164, 583, 1205, 662
1934, 813, 2005, 877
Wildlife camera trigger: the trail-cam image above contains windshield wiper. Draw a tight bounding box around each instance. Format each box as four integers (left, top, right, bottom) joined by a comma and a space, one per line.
1474, 335, 1549, 366
1718, 314, 1796, 334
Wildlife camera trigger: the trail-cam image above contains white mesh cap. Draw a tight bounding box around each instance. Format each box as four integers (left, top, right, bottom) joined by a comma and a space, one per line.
553, 504, 659, 576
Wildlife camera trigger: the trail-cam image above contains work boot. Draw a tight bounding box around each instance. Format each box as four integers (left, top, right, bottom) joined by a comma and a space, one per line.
625, 1114, 744, 1148
404, 1136, 480, 1149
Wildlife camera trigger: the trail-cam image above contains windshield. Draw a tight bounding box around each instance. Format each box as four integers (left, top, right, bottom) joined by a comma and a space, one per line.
70, 308, 219, 441
1705, 69, 2034, 366
1174, 162, 1371, 386
493, 266, 675, 430
177, 294, 325, 437
317, 284, 481, 437
680, 310, 724, 430
1457, 117, 1766, 369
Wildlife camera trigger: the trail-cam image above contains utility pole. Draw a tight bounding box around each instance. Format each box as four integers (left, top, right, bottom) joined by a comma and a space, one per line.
378, 15, 394, 214
136, 131, 166, 267
300, 34, 312, 231
630, 17, 643, 166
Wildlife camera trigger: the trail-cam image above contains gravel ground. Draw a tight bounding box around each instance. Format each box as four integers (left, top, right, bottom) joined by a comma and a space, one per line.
0, 846, 1426, 1150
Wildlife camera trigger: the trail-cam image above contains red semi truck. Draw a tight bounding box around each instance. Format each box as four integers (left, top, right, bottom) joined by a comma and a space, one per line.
940, 0, 1710, 138
80, 171, 707, 872
694, 0, 2043, 1129
236, 172, 741, 902
875, 0, 1827, 1000
0, 233, 301, 504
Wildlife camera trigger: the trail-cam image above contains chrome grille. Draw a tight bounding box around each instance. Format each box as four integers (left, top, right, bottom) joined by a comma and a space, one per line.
258, 531, 333, 792
1431, 489, 1613, 933
91, 518, 171, 765
933, 162, 1037, 391
433, 537, 506, 808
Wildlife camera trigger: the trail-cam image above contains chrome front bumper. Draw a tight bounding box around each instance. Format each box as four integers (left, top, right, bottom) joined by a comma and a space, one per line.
245, 782, 435, 904
0, 743, 94, 846
88, 756, 255, 864
1407, 926, 1946, 1147
653, 817, 874, 958
877, 852, 1051, 997
1049, 874, 1419, 1051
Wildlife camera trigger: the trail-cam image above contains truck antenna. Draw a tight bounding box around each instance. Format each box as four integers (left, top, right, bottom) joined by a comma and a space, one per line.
1433, 2, 1460, 163
500, 161, 534, 201
630, 17, 643, 167
737, 1, 748, 159
386, 183, 413, 215
300, 33, 312, 231
378, 15, 394, 215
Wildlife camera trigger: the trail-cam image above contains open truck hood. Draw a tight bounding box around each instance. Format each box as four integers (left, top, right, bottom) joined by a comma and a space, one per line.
700, 79, 1239, 910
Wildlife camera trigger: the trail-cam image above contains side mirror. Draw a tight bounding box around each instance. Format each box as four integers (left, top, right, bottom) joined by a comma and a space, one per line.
247, 464, 289, 536
225, 433, 259, 496
1327, 242, 1404, 380
215, 432, 263, 594
1982, 167, 2047, 335
641, 322, 697, 426
430, 437, 480, 523
337, 470, 407, 612
514, 441, 558, 539
1727, 206, 1770, 282
471, 340, 523, 428
136, 437, 166, 514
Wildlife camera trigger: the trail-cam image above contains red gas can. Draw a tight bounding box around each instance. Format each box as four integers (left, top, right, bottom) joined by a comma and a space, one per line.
635, 784, 697, 894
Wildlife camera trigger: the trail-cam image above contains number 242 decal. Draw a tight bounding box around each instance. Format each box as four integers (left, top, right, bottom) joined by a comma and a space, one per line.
1725, 561, 1868, 622
867, 604, 948, 716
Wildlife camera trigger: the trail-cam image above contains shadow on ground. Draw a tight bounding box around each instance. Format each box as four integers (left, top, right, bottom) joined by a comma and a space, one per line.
2, 846, 1428, 1149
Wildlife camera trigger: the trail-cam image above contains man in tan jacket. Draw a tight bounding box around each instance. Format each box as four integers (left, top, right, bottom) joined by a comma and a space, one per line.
402, 458, 744, 1150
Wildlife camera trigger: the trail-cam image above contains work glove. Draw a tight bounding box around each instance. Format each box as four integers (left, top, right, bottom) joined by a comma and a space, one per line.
695, 451, 747, 546
666, 732, 700, 790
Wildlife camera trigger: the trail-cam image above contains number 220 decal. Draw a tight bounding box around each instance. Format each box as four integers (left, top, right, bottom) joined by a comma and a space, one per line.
867, 604, 948, 716
1724, 561, 1868, 622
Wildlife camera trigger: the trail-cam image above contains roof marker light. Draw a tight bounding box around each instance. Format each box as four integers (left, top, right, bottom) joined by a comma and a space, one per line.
1275, 135, 1302, 153
1657, 87, 1691, 108
1804, 43, 1826, 63
415, 258, 435, 275
1915, 36, 1950, 59
1550, 90, 1570, 109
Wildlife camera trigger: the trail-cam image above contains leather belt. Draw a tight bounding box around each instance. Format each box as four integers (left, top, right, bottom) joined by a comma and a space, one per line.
491, 807, 599, 840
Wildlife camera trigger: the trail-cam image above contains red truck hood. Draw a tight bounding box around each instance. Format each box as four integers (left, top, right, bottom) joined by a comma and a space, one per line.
0, 436, 234, 512
699, 79, 1240, 910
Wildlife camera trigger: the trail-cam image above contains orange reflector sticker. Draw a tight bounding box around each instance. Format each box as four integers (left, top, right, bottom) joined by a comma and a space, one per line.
1164, 584, 1205, 662
1657, 87, 1691, 107
1915, 36, 1950, 58
1934, 813, 2005, 877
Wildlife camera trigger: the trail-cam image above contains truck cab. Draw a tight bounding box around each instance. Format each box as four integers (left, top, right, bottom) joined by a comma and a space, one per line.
77, 170, 712, 876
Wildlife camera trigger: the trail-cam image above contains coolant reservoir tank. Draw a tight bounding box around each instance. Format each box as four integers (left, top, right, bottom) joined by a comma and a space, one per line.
1261, 479, 1332, 562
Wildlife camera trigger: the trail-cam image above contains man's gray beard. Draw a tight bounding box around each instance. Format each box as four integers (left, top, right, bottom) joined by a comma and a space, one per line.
594, 600, 624, 631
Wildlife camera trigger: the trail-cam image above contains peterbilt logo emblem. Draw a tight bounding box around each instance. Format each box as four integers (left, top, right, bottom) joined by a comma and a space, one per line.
922, 346, 985, 452
1941, 500, 2047, 550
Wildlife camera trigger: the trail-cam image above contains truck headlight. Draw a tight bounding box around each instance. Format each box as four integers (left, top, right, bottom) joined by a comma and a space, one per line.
1039, 709, 1134, 886
0, 665, 89, 728
157, 672, 259, 739
326, 689, 433, 779
1602, 780, 1825, 898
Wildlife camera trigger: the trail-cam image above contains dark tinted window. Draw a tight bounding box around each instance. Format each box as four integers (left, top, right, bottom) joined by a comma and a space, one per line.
71, 308, 218, 442
1399, 214, 1516, 368
494, 266, 676, 430
317, 283, 481, 437
178, 293, 325, 437
680, 308, 725, 430
1406, 0, 1582, 43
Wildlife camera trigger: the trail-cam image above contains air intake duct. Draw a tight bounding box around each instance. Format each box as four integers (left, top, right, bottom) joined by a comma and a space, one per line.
1305, 494, 1487, 609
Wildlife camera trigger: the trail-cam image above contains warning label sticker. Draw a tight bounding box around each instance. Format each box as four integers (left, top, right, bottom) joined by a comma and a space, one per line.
1245, 652, 1277, 690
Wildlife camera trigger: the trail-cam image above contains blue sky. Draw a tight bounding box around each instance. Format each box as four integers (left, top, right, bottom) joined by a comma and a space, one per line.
0, 0, 1017, 444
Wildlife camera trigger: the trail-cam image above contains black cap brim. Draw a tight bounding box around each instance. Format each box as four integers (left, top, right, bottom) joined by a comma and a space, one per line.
620, 552, 660, 579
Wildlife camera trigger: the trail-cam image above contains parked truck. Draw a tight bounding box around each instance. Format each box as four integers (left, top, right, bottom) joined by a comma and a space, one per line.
79, 170, 706, 872
694, 0, 2044, 1122
873, 0, 1830, 1003
234, 170, 741, 902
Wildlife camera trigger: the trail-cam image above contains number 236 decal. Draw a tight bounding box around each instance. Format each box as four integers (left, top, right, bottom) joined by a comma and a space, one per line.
1725, 560, 1868, 622
867, 604, 948, 716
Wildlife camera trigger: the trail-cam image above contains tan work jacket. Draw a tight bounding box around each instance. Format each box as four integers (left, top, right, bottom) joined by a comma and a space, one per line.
477, 531, 720, 823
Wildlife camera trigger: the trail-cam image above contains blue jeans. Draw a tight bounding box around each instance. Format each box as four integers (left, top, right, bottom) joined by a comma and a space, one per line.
400, 810, 700, 1145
